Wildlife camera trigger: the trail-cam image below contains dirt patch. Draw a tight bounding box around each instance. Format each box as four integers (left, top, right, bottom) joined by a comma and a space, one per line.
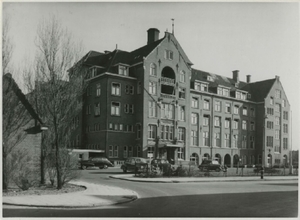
3, 183, 86, 197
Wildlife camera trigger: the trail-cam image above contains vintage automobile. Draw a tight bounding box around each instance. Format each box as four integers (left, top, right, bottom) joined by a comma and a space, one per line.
79, 157, 114, 169
121, 157, 148, 173
198, 160, 223, 172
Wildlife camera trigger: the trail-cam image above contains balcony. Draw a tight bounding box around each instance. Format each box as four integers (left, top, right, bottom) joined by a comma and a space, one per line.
161, 77, 175, 86
161, 93, 175, 99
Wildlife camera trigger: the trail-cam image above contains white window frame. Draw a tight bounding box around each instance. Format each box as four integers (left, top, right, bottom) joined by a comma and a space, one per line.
112, 83, 121, 96
111, 102, 120, 116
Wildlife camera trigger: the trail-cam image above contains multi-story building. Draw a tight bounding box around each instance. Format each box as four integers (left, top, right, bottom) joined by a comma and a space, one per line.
69, 28, 291, 167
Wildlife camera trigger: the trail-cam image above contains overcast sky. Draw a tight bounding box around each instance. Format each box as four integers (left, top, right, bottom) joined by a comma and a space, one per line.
3, 2, 299, 150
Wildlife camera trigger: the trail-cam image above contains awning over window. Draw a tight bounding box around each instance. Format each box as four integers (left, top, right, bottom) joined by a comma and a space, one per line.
158, 144, 183, 148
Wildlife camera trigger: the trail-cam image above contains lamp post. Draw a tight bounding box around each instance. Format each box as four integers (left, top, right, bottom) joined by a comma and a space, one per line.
40, 125, 48, 185
262, 114, 268, 167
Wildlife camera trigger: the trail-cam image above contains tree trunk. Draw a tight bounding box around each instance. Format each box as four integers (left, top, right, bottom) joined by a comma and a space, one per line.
3, 153, 8, 191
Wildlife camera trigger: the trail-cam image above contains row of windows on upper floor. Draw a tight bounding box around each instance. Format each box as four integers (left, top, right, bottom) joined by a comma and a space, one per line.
266, 107, 289, 118
266, 136, 289, 150
266, 120, 289, 133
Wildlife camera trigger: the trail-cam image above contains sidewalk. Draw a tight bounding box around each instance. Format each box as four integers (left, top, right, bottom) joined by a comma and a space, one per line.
3, 181, 138, 208
110, 174, 298, 183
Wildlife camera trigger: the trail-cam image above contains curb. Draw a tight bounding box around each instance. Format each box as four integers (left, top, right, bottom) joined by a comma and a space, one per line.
110, 175, 298, 183
3, 195, 138, 209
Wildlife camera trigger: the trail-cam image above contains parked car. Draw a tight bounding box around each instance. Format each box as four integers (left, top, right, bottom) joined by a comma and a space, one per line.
198, 160, 222, 172
121, 157, 148, 173
79, 157, 114, 169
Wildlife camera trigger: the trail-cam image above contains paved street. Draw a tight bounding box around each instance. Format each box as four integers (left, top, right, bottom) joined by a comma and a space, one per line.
3, 168, 298, 217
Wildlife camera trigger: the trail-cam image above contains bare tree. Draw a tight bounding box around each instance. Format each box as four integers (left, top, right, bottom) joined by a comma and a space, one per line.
2, 74, 33, 190
24, 15, 85, 189
2, 15, 14, 75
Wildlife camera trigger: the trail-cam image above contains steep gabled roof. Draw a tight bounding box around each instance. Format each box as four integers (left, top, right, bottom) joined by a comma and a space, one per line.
248, 78, 276, 102
191, 69, 249, 91
3, 73, 43, 125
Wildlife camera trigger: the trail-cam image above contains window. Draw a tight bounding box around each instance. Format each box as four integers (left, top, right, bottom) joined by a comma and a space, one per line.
114, 146, 118, 157
178, 106, 185, 121
148, 125, 157, 139
177, 148, 184, 159
150, 63, 157, 76
283, 111, 288, 120
161, 103, 174, 119
274, 145, 280, 153
225, 103, 231, 113
233, 119, 239, 129
112, 83, 121, 96
111, 102, 120, 116
94, 102, 100, 116
243, 107, 248, 116
137, 81, 142, 94
234, 105, 239, 114
164, 50, 173, 60
178, 127, 185, 141
275, 117, 280, 125
126, 125, 133, 132
267, 107, 274, 115
207, 76, 213, 82
191, 130, 198, 146
114, 124, 118, 131
283, 138, 288, 149
270, 97, 274, 105
242, 120, 247, 130
223, 88, 229, 97
125, 85, 134, 95
203, 131, 209, 146
242, 135, 247, 148
233, 135, 238, 148
120, 124, 123, 131
123, 146, 128, 158
161, 125, 174, 140
224, 134, 230, 148
96, 83, 101, 96
214, 133, 221, 147
204, 99, 210, 110
267, 121, 274, 129
215, 101, 221, 112
214, 117, 220, 127
283, 124, 288, 133
109, 123, 113, 130
124, 104, 134, 114
275, 103, 280, 112
119, 65, 128, 76
179, 70, 185, 83
267, 136, 273, 147
137, 146, 141, 157
241, 93, 246, 100
250, 108, 255, 117
179, 88, 185, 99
191, 113, 198, 125
136, 124, 141, 139
147, 146, 154, 158
191, 97, 199, 108
217, 87, 222, 95
236, 91, 241, 99
225, 119, 230, 128
128, 146, 133, 157
201, 83, 208, 92
86, 105, 91, 115
250, 122, 255, 131
149, 81, 157, 95
275, 90, 281, 99
282, 99, 286, 108
149, 101, 157, 117
275, 130, 280, 139
109, 146, 113, 157
203, 115, 209, 126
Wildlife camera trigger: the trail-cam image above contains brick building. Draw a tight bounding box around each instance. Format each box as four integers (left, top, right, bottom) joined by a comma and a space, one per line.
69, 28, 291, 167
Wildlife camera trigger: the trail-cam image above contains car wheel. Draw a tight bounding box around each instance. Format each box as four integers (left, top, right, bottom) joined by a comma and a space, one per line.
99, 166, 104, 169
123, 168, 127, 173
104, 165, 108, 169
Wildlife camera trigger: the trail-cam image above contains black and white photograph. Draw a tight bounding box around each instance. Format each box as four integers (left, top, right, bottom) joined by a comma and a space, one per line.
2, 1, 299, 218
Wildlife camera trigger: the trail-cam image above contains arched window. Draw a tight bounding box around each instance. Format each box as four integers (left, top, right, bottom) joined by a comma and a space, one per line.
150, 63, 156, 76
179, 70, 185, 83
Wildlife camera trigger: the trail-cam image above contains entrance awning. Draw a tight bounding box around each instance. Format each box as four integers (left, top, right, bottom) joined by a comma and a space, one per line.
158, 144, 183, 148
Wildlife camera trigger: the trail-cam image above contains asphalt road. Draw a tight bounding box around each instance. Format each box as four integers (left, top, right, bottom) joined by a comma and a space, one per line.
3, 168, 298, 217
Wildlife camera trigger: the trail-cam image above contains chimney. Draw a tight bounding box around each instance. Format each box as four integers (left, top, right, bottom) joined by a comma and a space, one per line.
147, 28, 160, 45
246, 75, 251, 83
232, 70, 239, 83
